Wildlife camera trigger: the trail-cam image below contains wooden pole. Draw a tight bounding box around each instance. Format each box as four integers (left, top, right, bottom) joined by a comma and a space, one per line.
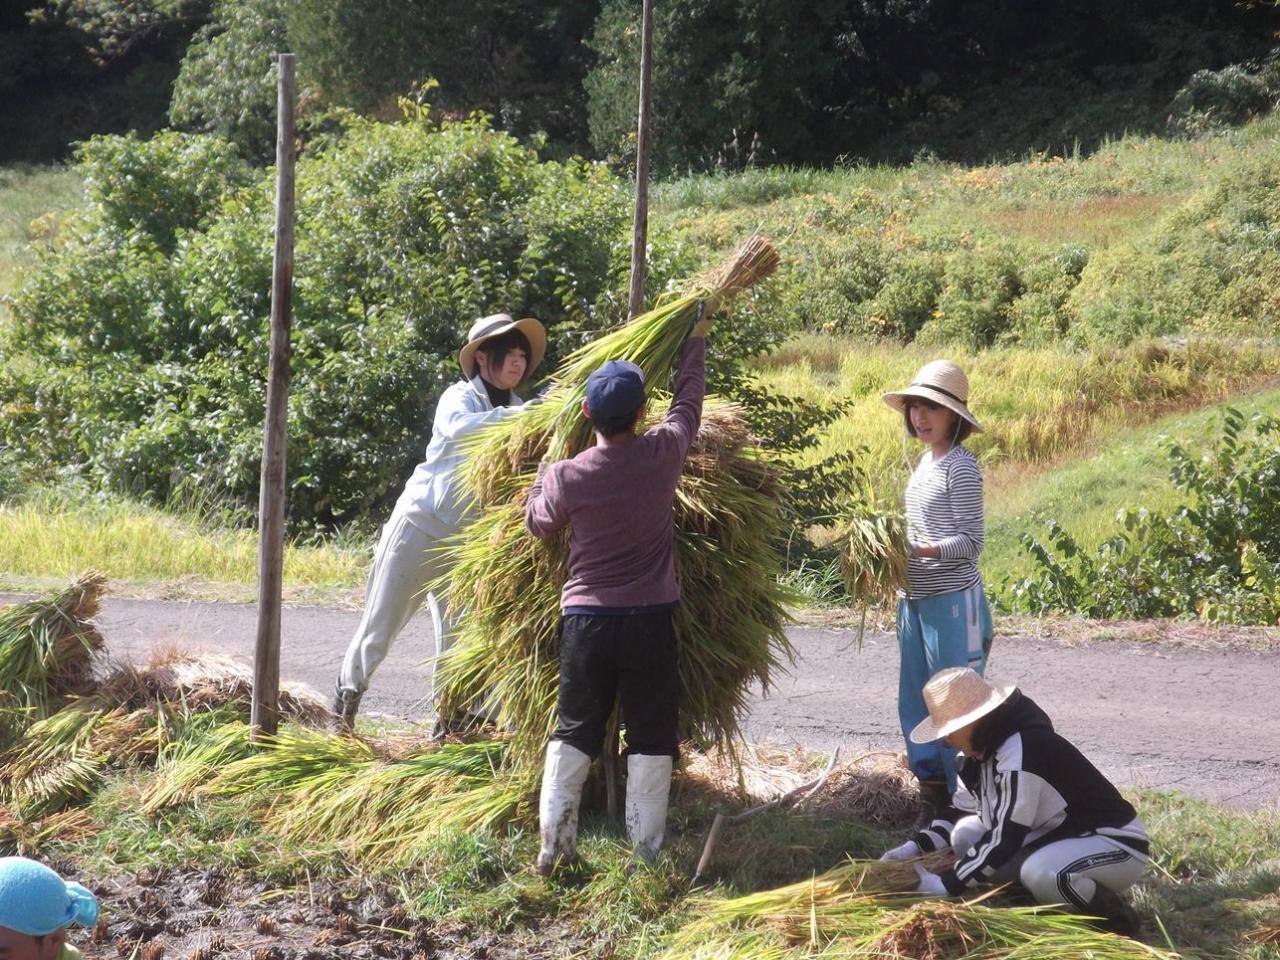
627, 0, 654, 319
252, 52, 296, 741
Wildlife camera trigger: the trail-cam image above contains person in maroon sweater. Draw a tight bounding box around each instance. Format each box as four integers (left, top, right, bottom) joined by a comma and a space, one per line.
524, 314, 711, 874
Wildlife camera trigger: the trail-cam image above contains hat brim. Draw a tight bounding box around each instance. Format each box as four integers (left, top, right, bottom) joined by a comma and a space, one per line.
458, 316, 547, 379
882, 385, 983, 433
908, 679, 1017, 743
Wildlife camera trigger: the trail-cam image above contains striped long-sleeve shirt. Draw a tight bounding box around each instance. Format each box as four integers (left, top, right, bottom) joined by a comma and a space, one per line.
904, 445, 984, 598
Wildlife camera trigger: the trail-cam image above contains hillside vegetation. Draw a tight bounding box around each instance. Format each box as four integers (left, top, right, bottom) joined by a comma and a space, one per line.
5, 113, 1280, 609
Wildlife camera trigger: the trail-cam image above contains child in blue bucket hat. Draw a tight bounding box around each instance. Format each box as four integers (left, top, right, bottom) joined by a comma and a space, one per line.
0, 857, 99, 959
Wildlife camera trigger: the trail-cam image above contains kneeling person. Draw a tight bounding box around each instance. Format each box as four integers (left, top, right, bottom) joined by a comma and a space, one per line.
525, 316, 710, 873
881, 668, 1150, 937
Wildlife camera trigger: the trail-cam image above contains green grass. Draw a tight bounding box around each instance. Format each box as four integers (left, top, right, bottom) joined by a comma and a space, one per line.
0, 164, 82, 323
30, 757, 1280, 960
984, 387, 1280, 590
0, 484, 369, 601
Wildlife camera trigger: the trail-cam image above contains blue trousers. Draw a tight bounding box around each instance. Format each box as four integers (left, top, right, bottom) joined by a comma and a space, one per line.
897, 581, 993, 792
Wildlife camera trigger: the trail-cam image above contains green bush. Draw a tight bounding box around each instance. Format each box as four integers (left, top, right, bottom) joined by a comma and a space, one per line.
2, 116, 647, 529
168, 0, 286, 159
1168, 52, 1280, 136
1004, 246, 1086, 346
916, 245, 1022, 348
1006, 408, 1280, 623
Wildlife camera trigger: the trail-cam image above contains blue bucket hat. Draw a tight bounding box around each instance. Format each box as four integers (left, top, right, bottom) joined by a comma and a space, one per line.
585, 360, 646, 419
0, 857, 99, 936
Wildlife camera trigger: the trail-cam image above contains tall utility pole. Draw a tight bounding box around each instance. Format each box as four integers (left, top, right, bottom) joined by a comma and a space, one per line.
252, 52, 296, 741
627, 0, 655, 319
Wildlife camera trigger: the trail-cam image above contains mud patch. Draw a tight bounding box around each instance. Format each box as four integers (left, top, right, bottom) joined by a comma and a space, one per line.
71, 866, 566, 960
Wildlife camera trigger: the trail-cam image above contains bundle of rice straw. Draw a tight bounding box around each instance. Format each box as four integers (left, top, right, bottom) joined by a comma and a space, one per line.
0, 574, 105, 742
663, 860, 1180, 959
0, 648, 329, 816
97, 649, 330, 726
436, 235, 795, 763
198, 727, 527, 862
0, 806, 96, 855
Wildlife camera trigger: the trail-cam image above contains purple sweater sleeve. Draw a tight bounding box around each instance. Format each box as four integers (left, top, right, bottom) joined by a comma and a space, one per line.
525, 462, 569, 539
651, 337, 705, 455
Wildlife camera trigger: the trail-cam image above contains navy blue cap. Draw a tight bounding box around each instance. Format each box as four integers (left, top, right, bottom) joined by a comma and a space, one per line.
585, 360, 646, 419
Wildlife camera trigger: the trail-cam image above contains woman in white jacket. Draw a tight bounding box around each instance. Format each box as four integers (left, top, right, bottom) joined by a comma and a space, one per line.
334, 314, 546, 730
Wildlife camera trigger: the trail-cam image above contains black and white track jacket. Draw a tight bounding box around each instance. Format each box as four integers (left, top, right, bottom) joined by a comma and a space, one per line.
917, 691, 1150, 896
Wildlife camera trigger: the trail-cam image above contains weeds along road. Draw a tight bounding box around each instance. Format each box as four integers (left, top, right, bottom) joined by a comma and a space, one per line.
11, 594, 1276, 810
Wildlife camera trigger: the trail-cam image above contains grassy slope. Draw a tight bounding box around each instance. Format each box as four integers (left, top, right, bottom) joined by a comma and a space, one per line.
4, 119, 1280, 597
985, 386, 1280, 589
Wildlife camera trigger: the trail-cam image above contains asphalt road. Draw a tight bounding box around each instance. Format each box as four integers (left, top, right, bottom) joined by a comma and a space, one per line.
28, 594, 1274, 811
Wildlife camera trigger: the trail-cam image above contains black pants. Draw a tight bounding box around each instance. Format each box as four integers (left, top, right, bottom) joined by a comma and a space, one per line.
551, 611, 680, 760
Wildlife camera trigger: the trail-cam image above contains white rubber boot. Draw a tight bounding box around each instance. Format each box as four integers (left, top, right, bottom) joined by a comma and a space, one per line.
625, 753, 673, 862
536, 740, 591, 875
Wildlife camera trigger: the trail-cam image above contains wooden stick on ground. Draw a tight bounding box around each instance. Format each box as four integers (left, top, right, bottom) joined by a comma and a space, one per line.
692, 747, 841, 887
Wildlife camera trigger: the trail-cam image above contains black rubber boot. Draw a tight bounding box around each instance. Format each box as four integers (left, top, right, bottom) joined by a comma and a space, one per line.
1082, 884, 1141, 939
332, 686, 362, 734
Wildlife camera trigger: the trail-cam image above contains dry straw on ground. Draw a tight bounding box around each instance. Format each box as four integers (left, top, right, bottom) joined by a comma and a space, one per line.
685, 744, 918, 826
663, 884, 1181, 960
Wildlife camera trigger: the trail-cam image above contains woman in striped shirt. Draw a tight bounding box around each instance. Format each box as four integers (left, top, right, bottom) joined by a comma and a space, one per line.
881, 359, 993, 827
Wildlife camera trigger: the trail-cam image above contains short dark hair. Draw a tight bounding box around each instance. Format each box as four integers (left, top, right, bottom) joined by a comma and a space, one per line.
589, 406, 642, 438
471, 329, 532, 379
903, 398, 974, 444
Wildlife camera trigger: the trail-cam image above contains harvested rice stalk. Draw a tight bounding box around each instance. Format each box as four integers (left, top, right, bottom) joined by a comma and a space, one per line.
833, 501, 908, 612
0, 575, 106, 741
1242, 923, 1280, 945
665, 895, 1178, 960
0, 699, 163, 815
0, 805, 96, 855
688, 855, 955, 932
817, 899, 1180, 958
202, 727, 527, 861
665, 875, 1180, 960
139, 712, 253, 812
438, 236, 792, 764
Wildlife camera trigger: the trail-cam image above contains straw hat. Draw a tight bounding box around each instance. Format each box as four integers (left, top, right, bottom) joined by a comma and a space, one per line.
908, 667, 1017, 743
457, 313, 546, 379
881, 359, 982, 432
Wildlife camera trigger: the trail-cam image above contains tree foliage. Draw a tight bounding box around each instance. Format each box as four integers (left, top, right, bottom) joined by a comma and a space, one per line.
168, 0, 286, 159
1, 116, 644, 530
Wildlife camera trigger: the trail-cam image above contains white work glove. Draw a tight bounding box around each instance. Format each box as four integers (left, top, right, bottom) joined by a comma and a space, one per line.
879, 839, 921, 862
913, 862, 949, 897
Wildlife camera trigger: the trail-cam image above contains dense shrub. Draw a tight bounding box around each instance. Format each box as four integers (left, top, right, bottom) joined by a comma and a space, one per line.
2, 117, 645, 529
168, 0, 286, 159
1168, 51, 1280, 137
2, 113, 817, 533
917, 246, 1022, 348
1006, 408, 1280, 624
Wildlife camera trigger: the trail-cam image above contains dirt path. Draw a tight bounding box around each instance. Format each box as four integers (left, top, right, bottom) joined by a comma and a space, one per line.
8, 594, 1277, 810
